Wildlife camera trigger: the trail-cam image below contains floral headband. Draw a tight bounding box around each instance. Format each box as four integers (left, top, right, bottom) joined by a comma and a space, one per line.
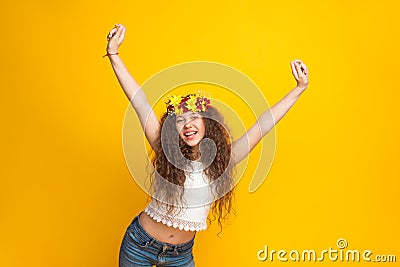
165, 92, 211, 115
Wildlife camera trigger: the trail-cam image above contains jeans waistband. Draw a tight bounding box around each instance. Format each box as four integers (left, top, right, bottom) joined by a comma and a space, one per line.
130, 213, 195, 252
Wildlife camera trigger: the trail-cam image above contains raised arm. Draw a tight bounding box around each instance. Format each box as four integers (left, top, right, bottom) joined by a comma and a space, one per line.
105, 24, 160, 149
232, 59, 309, 164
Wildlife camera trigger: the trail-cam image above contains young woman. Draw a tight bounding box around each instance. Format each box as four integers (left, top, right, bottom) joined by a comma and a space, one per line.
105, 24, 309, 267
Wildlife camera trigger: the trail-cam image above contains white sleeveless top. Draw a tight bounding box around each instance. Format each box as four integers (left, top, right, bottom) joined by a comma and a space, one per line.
144, 161, 214, 231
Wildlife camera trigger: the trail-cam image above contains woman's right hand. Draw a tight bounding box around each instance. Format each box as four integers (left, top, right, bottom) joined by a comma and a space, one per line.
106, 24, 126, 54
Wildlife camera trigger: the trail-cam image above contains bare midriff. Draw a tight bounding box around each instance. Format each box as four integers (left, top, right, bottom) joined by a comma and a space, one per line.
139, 212, 196, 244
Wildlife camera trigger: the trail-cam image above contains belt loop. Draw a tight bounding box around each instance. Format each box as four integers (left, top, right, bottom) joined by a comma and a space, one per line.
162, 245, 169, 252
173, 246, 179, 256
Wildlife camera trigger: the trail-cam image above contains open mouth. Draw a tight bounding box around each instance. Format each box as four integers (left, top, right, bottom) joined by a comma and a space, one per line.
183, 131, 197, 139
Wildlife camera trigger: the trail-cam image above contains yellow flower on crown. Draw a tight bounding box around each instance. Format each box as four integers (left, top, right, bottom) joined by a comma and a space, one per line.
168, 95, 182, 107
186, 98, 197, 112
165, 91, 211, 115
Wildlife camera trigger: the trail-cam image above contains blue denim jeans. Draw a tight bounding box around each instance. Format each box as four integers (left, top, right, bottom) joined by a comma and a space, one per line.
119, 213, 195, 267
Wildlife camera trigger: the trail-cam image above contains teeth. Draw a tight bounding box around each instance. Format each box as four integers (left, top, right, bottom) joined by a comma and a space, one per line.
184, 131, 197, 136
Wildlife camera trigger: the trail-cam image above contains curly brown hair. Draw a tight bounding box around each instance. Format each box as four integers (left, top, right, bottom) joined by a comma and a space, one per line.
149, 106, 236, 231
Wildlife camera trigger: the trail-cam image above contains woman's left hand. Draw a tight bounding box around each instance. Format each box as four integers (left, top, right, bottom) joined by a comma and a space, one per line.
290, 59, 309, 89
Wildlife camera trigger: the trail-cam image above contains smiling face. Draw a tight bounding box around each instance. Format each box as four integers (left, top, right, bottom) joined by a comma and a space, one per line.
175, 111, 206, 148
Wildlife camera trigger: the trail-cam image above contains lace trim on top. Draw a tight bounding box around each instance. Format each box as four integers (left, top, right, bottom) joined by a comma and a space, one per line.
144, 204, 207, 232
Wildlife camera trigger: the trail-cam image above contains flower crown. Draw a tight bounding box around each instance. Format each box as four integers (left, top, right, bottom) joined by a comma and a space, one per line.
165, 92, 211, 115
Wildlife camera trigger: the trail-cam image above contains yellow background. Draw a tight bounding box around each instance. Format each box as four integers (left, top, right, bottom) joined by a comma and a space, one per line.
1, 0, 399, 266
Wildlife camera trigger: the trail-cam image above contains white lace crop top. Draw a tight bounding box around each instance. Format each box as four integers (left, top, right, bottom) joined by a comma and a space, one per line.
144, 161, 214, 231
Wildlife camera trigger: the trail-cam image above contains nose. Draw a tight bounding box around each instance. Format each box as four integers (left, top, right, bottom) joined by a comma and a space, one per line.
183, 118, 195, 127
184, 120, 193, 128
